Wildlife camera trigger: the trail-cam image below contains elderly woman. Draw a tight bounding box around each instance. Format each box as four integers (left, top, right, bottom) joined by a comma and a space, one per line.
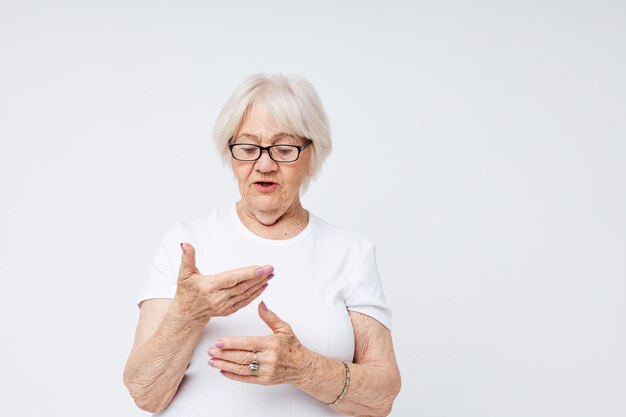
123, 74, 401, 416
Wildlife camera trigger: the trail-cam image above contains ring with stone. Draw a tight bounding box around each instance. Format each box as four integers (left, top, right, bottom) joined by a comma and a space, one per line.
248, 351, 259, 372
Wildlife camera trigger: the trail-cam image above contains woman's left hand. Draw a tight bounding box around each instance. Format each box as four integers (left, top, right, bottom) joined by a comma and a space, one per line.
207, 301, 311, 385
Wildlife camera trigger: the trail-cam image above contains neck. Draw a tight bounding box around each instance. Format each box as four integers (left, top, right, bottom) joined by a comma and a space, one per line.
236, 200, 309, 240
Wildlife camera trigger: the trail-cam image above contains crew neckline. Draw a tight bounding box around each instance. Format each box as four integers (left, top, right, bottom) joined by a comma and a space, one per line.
228, 203, 316, 246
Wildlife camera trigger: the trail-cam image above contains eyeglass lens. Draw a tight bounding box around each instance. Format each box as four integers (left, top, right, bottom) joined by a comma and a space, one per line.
231, 144, 300, 162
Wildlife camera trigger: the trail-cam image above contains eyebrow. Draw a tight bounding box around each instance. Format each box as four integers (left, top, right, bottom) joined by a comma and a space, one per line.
235, 133, 296, 143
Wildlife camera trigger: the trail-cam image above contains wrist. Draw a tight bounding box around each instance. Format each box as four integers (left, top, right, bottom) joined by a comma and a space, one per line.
291, 351, 350, 405
169, 297, 211, 328
326, 361, 351, 406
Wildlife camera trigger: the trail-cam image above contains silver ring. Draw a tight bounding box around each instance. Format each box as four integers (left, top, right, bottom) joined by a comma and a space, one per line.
248, 351, 259, 372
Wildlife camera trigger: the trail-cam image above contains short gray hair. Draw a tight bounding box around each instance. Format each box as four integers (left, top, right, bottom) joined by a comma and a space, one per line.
212, 74, 332, 191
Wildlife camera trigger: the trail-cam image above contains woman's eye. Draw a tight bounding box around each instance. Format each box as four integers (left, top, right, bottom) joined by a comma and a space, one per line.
241, 147, 257, 154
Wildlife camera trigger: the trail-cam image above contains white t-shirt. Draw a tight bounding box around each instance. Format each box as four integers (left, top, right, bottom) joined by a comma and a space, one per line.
138, 204, 391, 417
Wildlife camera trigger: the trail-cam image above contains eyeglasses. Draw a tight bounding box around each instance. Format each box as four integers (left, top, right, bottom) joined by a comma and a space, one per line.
228, 139, 313, 162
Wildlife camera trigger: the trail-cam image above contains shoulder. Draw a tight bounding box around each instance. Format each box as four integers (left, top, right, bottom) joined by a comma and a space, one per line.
181, 207, 231, 230
310, 213, 375, 256
158, 207, 227, 242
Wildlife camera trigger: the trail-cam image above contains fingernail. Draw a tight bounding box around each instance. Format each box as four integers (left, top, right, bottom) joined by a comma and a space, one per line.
207, 348, 216, 356
260, 301, 268, 311
208, 359, 215, 366
215, 340, 225, 348
261, 283, 268, 290
220, 370, 227, 376
256, 267, 265, 276
267, 273, 274, 280
180, 243, 186, 254
266, 266, 274, 274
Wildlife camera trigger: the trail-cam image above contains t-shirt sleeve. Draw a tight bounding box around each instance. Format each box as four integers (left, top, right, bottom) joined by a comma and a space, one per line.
345, 244, 393, 330
136, 222, 183, 306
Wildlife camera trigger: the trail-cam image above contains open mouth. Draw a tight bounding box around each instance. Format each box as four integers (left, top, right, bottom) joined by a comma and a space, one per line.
253, 181, 279, 192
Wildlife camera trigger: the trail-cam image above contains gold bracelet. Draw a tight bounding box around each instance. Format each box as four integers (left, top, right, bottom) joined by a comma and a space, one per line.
327, 362, 351, 405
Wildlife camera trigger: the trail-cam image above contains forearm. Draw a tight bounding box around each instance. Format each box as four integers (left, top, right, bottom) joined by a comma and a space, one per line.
123, 302, 206, 412
294, 350, 401, 417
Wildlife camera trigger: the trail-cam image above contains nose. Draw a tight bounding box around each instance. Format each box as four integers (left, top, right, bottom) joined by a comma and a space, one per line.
254, 149, 278, 173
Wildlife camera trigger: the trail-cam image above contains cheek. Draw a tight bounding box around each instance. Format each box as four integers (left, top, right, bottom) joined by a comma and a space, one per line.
283, 166, 307, 188
232, 163, 252, 183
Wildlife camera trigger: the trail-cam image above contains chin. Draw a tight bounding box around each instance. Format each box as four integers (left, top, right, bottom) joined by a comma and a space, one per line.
249, 195, 283, 212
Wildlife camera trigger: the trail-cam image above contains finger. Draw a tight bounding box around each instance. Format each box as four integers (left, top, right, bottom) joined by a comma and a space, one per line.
258, 301, 292, 334
231, 284, 267, 314
178, 242, 200, 280
231, 272, 274, 296
214, 335, 272, 352
208, 358, 258, 376
216, 265, 274, 289
207, 347, 255, 365
219, 370, 261, 384
228, 281, 269, 313
229, 274, 270, 305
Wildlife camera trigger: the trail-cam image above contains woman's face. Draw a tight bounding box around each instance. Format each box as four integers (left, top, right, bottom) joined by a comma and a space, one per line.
231, 104, 311, 222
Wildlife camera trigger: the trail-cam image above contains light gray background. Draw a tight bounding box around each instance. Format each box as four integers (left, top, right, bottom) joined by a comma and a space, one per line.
1, 1, 624, 416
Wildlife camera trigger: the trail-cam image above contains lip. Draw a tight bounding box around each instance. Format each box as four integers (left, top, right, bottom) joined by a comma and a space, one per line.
253, 181, 279, 193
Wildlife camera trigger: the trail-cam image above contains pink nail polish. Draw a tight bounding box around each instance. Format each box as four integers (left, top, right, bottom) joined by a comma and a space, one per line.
208, 359, 215, 366
266, 266, 274, 274
215, 340, 225, 348
267, 273, 274, 280
260, 301, 268, 311
256, 268, 265, 276
261, 283, 268, 290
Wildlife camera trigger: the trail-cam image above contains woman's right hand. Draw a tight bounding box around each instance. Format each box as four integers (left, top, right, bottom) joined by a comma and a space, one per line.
172, 242, 273, 322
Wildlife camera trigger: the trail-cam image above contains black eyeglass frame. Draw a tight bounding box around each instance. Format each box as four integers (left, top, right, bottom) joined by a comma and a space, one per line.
228, 139, 313, 162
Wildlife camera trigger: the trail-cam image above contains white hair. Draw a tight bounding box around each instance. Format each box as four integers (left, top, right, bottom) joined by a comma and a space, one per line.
212, 73, 332, 191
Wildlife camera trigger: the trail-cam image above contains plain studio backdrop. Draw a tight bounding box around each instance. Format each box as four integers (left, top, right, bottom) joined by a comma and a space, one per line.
1, 1, 624, 416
